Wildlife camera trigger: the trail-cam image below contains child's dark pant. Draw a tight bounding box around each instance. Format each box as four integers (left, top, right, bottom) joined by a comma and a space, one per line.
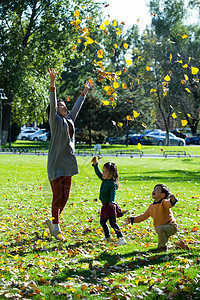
100, 216, 123, 238
50, 176, 72, 224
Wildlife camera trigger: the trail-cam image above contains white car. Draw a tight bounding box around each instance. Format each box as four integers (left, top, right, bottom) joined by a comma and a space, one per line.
38, 132, 50, 142
28, 129, 46, 141
18, 129, 37, 140
18, 127, 40, 140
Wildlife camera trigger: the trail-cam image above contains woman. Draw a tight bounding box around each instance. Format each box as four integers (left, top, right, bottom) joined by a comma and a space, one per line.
46, 68, 94, 239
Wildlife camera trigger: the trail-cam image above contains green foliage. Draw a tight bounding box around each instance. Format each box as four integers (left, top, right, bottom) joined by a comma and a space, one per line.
0, 0, 102, 124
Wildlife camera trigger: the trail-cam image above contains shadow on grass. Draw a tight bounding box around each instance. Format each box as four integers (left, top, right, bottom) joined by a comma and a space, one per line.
54, 249, 193, 284
123, 169, 199, 182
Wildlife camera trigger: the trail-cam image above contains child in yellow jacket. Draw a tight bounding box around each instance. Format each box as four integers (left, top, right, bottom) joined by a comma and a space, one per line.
125, 184, 178, 252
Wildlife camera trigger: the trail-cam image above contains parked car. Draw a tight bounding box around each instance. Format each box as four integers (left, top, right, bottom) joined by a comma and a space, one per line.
140, 130, 185, 146
129, 134, 144, 145
185, 133, 200, 145
170, 129, 188, 139
28, 129, 46, 141
17, 127, 40, 140
18, 129, 38, 140
38, 131, 50, 142
107, 136, 124, 144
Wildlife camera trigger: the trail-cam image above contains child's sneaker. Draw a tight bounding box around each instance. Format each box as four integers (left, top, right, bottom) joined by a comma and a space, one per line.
104, 236, 112, 242
117, 237, 127, 246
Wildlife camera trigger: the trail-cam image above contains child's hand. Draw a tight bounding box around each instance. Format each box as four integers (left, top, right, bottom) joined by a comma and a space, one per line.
91, 156, 98, 165
109, 202, 116, 208
169, 194, 177, 203
124, 217, 131, 225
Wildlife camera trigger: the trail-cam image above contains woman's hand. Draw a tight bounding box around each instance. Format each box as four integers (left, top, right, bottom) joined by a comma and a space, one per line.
48, 68, 57, 87
85, 79, 94, 89
82, 79, 94, 97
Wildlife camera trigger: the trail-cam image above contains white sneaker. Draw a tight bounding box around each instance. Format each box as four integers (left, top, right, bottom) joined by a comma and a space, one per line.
117, 237, 127, 246
104, 236, 112, 242
46, 219, 63, 240
52, 229, 63, 240
45, 219, 54, 235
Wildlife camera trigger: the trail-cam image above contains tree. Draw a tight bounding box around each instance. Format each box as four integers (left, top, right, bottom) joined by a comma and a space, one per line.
0, 0, 102, 144
130, 0, 200, 145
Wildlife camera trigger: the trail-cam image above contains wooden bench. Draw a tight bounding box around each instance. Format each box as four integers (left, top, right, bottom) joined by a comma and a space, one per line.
163, 150, 191, 158
116, 150, 143, 158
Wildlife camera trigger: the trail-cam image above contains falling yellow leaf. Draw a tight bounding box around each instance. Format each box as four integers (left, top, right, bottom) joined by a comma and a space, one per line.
150, 89, 156, 93
100, 24, 106, 30
188, 57, 191, 62
182, 34, 189, 39
117, 122, 123, 127
170, 53, 172, 61
185, 88, 191, 93
49, 217, 55, 221
71, 19, 81, 26
74, 10, 80, 17
133, 110, 140, 118
164, 74, 171, 81
187, 113, 191, 117
178, 60, 183, 64
123, 43, 128, 49
172, 113, 177, 119
114, 44, 118, 48
97, 49, 103, 58
101, 100, 109, 106
146, 66, 151, 71
142, 122, 147, 128
182, 64, 188, 68
181, 79, 186, 84
184, 74, 188, 81
191, 66, 199, 75
116, 71, 121, 75
113, 82, 120, 89
87, 37, 94, 44
181, 120, 188, 126
112, 20, 117, 26
77, 39, 81, 43
104, 20, 109, 26
137, 143, 142, 150
116, 29, 121, 35
103, 86, 109, 92
125, 60, 132, 65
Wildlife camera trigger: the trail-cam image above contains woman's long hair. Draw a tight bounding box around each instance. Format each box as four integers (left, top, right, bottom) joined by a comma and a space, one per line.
103, 162, 119, 189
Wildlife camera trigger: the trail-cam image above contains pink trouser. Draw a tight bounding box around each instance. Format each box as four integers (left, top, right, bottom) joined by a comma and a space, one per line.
50, 176, 72, 224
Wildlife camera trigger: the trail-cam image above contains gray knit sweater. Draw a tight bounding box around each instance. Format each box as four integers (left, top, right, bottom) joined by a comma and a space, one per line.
47, 91, 85, 181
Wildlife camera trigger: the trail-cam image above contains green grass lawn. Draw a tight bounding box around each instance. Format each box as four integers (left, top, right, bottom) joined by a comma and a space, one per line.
0, 155, 200, 299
